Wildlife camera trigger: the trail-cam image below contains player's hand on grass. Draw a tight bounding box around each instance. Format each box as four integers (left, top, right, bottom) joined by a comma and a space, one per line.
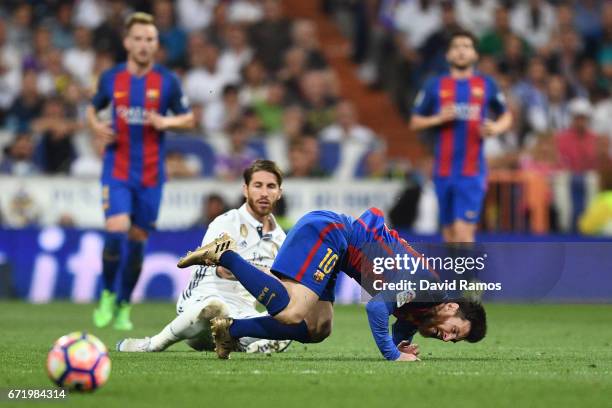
145, 111, 169, 130
396, 352, 420, 362
397, 341, 419, 356
92, 121, 116, 145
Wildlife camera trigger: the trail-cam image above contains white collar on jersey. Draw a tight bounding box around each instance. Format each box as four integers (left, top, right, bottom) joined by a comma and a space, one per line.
238, 203, 278, 234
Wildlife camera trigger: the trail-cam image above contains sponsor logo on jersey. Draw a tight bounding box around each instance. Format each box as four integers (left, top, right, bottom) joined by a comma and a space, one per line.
450, 103, 481, 121
116, 105, 148, 125
146, 89, 159, 100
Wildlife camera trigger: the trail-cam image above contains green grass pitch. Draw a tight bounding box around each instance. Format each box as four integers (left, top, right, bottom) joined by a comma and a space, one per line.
1, 302, 611, 408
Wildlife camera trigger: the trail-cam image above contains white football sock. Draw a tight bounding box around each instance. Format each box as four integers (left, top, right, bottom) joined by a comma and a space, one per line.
149, 306, 206, 351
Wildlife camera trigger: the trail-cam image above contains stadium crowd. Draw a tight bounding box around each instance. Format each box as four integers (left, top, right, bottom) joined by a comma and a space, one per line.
0, 0, 611, 233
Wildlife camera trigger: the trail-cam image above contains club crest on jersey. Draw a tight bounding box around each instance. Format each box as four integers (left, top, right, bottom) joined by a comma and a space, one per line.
396, 290, 416, 307
313, 270, 325, 282
472, 87, 484, 98
146, 89, 159, 100
240, 224, 248, 238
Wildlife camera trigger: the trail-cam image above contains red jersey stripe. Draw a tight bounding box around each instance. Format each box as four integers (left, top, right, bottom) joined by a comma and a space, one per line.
438, 77, 456, 177
295, 222, 346, 282
112, 71, 131, 180
142, 71, 162, 187
463, 76, 485, 176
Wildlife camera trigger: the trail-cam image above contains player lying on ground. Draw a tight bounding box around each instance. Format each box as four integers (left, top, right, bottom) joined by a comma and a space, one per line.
117, 160, 290, 353
178, 207, 487, 361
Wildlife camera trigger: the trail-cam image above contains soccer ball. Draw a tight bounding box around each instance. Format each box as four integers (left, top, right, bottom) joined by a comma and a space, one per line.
46, 332, 111, 392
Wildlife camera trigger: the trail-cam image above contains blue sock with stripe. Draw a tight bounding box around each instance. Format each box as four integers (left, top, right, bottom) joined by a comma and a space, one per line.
229, 316, 311, 343
219, 251, 290, 315
101, 232, 126, 292
117, 240, 145, 304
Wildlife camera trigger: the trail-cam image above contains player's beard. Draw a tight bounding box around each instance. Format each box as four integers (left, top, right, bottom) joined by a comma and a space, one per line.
247, 196, 274, 219
450, 61, 472, 72
416, 313, 447, 338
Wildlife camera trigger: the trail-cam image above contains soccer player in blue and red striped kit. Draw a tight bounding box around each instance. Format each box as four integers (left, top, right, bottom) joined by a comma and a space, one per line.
411, 30, 512, 243
87, 12, 194, 330
178, 207, 487, 361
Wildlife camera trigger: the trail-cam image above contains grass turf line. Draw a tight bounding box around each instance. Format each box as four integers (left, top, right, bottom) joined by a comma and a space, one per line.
1, 302, 611, 408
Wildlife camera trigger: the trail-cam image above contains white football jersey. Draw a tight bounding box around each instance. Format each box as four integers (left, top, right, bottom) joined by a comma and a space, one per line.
180, 204, 286, 306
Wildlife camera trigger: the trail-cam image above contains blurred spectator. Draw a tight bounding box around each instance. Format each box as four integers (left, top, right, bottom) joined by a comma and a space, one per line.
419, 0, 463, 75
32, 97, 79, 174
497, 33, 529, 81
0, 19, 22, 116
153, 0, 187, 67
291, 19, 327, 70
528, 75, 571, 133
6, 69, 43, 133
285, 135, 327, 178
278, 46, 308, 103
597, 4, 612, 86
511, 57, 548, 135
593, 91, 612, 156
573, 58, 601, 100
555, 99, 600, 174
70, 135, 105, 178
218, 24, 253, 80
192, 193, 229, 227
299, 70, 336, 133
480, 6, 528, 58
249, 0, 292, 73
0, 133, 39, 176
215, 121, 258, 180
177, 0, 216, 32
321, 100, 377, 180
240, 59, 268, 105
362, 147, 405, 180
253, 81, 285, 133
573, 0, 604, 45
184, 40, 236, 106
579, 166, 612, 236
510, 0, 556, 51
23, 25, 52, 72
7, 4, 33, 53
50, 2, 75, 50
92, 0, 129, 62
548, 28, 585, 90
38, 49, 72, 96
204, 84, 243, 134
165, 151, 201, 179
455, 0, 497, 37
62, 26, 95, 87
393, 0, 441, 51
73, 0, 106, 29
228, 0, 264, 24
205, 1, 230, 49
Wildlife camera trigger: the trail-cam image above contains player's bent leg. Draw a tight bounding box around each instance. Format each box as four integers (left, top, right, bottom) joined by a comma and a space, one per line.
304, 301, 334, 343
93, 214, 131, 328
273, 279, 320, 325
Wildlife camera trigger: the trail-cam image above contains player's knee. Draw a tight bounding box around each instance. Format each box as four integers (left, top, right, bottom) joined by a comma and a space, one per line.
308, 320, 332, 343
105, 215, 130, 233
128, 226, 149, 241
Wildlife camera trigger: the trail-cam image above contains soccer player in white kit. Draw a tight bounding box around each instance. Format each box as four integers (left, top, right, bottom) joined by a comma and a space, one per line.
117, 160, 290, 353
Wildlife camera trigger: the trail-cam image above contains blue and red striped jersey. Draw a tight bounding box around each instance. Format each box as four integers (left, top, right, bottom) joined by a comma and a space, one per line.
91, 63, 190, 187
413, 73, 507, 178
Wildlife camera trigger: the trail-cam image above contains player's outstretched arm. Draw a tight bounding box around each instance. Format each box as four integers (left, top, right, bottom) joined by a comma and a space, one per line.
365, 298, 419, 362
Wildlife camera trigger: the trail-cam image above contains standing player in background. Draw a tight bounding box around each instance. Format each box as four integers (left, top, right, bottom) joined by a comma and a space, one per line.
117, 160, 290, 354
410, 30, 512, 243
87, 12, 194, 330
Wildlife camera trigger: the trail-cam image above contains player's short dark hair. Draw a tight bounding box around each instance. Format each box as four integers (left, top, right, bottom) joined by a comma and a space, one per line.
243, 159, 283, 187
456, 300, 487, 342
447, 29, 479, 51
125, 12, 155, 32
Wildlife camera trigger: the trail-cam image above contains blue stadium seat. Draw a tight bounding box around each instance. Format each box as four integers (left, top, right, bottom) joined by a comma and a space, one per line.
319, 141, 341, 174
